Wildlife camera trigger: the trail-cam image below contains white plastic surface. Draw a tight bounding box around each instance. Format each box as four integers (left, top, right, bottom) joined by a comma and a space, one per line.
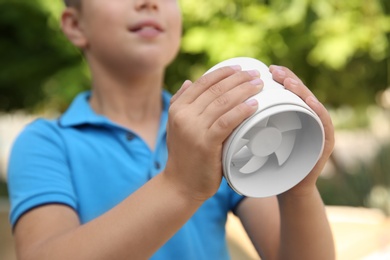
205, 57, 325, 198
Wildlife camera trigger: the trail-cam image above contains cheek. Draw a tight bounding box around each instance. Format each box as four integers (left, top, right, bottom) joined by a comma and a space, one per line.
163, 12, 182, 62
169, 22, 182, 55
86, 13, 126, 48
168, 11, 183, 44
85, 3, 126, 32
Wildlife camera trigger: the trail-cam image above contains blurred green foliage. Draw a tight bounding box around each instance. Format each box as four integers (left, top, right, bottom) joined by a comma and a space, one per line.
0, 0, 389, 112
1, 0, 390, 211
0, 180, 8, 197
0, 0, 89, 112
175, 0, 390, 109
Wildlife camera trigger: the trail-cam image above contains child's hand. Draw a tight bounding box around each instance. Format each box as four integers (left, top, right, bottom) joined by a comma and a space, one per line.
269, 65, 335, 197
165, 66, 263, 202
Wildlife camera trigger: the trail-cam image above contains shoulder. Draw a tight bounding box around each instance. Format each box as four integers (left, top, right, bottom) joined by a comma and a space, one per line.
8, 117, 70, 173
14, 91, 92, 142
12, 118, 65, 150
22, 117, 62, 134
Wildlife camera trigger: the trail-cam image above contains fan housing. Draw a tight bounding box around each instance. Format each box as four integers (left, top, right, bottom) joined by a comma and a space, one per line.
205, 57, 325, 198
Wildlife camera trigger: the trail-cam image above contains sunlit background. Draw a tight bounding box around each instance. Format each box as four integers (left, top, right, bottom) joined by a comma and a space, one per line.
1, 0, 390, 259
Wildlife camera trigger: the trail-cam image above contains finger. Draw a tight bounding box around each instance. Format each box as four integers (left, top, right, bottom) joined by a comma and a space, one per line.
170, 80, 193, 105
305, 97, 335, 175
306, 96, 335, 158
269, 65, 315, 100
177, 66, 241, 105
201, 78, 263, 127
283, 77, 315, 102
207, 99, 258, 145
298, 97, 334, 180
192, 70, 260, 114
269, 65, 303, 85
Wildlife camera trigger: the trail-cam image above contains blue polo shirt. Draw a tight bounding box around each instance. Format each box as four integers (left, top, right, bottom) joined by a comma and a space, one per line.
8, 90, 245, 259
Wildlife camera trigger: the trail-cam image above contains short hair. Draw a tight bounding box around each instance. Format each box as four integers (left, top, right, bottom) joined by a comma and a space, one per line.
64, 0, 81, 8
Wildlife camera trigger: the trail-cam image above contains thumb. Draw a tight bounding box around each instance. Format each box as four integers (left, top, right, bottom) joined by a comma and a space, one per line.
170, 80, 193, 104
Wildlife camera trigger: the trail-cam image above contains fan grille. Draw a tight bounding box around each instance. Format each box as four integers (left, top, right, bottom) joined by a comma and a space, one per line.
231, 111, 302, 174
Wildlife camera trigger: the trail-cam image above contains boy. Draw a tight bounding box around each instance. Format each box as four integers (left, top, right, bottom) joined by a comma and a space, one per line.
8, 0, 335, 259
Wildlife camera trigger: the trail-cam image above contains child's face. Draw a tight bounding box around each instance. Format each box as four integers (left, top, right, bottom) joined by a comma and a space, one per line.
78, 0, 182, 71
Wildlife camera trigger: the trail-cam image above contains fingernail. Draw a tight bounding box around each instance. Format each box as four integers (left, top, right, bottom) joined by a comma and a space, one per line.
309, 96, 319, 104
250, 78, 263, 86
269, 65, 281, 72
230, 65, 242, 71
183, 79, 192, 85
289, 78, 299, 86
275, 69, 286, 77
247, 70, 260, 77
245, 99, 258, 107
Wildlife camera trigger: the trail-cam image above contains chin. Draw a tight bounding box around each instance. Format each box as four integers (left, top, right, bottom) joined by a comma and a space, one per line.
132, 50, 177, 70
124, 56, 168, 75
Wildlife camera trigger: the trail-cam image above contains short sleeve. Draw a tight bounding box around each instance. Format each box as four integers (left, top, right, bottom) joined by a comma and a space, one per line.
221, 179, 246, 214
7, 119, 77, 227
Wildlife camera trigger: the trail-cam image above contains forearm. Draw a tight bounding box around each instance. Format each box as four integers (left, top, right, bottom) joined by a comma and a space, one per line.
19, 173, 203, 260
277, 188, 335, 260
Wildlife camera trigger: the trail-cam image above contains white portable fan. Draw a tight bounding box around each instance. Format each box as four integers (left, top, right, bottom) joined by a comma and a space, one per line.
205, 57, 325, 198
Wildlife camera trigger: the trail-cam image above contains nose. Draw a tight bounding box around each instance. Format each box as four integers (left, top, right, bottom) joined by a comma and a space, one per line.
135, 0, 158, 11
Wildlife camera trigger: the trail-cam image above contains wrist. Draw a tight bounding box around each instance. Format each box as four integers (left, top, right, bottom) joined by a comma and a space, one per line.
277, 186, 319, 204
160, 168, 211, 205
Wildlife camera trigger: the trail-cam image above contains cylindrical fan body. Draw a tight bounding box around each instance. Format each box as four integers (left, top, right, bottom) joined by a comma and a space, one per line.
205, 57, 325, 198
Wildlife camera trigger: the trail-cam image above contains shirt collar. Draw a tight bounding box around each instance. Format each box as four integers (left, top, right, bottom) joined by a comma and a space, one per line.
59, 90, 172, 129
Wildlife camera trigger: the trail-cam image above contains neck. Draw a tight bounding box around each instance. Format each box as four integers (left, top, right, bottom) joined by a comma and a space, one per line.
88, 62, 165, 129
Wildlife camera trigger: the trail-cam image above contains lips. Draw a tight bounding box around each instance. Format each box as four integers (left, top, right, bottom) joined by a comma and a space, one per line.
129, 20, 164, 33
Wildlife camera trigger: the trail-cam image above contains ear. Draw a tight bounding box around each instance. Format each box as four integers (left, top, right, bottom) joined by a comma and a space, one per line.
60, 8, 88, 49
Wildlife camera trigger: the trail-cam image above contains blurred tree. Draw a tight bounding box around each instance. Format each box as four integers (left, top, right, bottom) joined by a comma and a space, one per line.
0, 0, 389, 112
0, 0, 89, 112
170, 0, 390, 108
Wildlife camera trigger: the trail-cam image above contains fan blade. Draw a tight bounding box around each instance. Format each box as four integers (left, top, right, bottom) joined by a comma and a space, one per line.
268, 112, 302, 132
243, 117, 269, 139
255, 117, 269, 128
239, 156, 268, 174
232, 138, 249, 155
275, 131, 296, 165
232, 146, 251, 161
